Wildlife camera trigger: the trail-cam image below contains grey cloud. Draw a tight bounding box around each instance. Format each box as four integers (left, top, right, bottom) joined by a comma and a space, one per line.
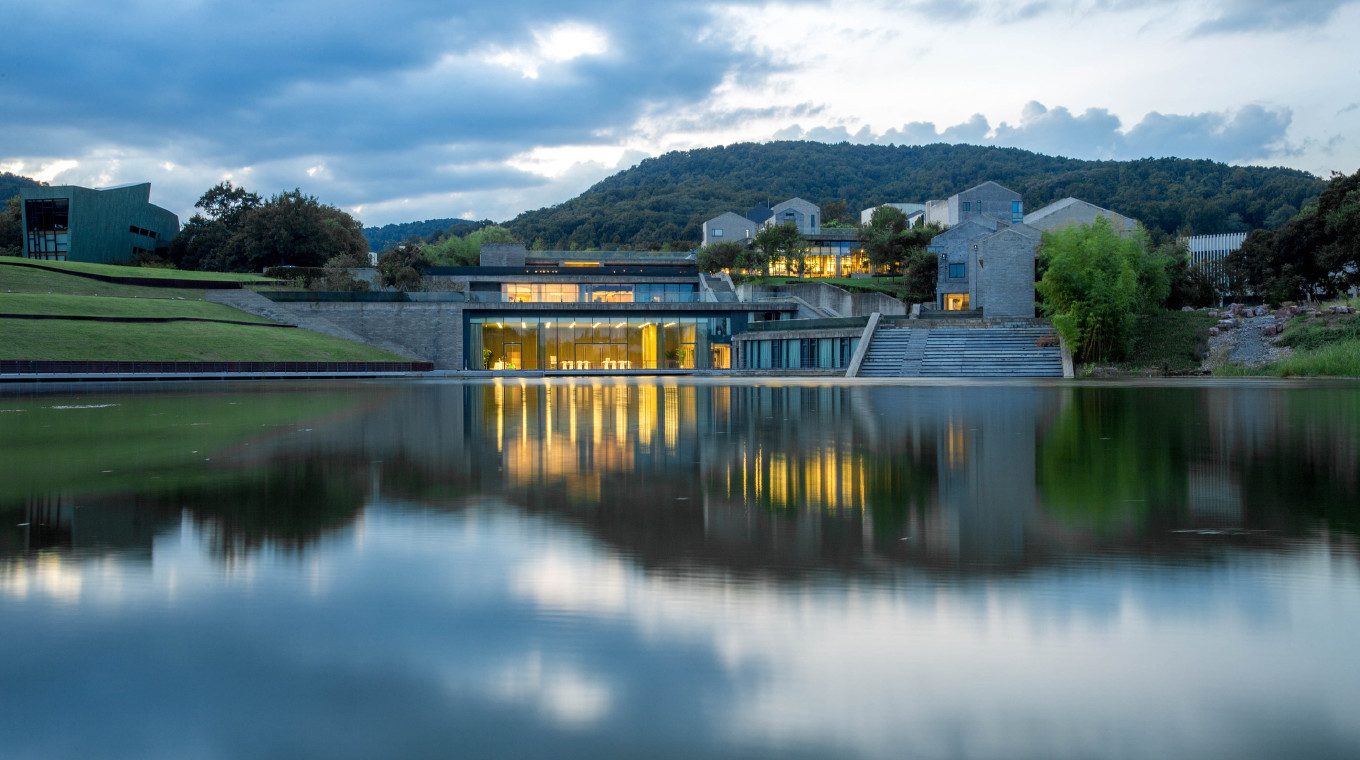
991, 102, 1124, 158
0, 1, 777, 220
1192, 0, 1359, 34
851, 101, 1293, 164
1338, 103, 1360, 116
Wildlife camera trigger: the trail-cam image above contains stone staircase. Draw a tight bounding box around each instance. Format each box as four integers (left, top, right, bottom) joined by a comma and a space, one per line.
857, 324, 1065, 378
699, 273, 740, 302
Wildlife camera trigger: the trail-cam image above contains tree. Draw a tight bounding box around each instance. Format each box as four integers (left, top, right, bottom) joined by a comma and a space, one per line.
696, 241, 744, 273
1156, 241, 1219, 309
0, 194, 22, 256
168, 183, 364, 273
902, 248, 938, 303
314, 252, 371, 292
859, 206, 909, 274
818, 199, 856, 227
1317, 168, 1360, 293
1223, 168, 1360, 305
753, 222, 807, 277
378, 244, 426, 291
1036, 218, 1167, 362
424, 225, 518, 266
858, 207, 940, 276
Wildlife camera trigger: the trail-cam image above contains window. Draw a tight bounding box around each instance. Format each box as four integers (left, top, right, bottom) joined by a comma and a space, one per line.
24, 198, 70, 256
948, 263, 966, 279
1012, 200, 1023, 224
961, 201, 971, 213
712, 228, 723, 237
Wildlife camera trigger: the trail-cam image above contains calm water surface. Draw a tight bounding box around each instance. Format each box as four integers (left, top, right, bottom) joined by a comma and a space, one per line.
2, 378, 1358, 759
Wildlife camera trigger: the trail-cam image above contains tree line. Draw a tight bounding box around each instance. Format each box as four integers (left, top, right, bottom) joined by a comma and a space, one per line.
499, 141, 1323, 250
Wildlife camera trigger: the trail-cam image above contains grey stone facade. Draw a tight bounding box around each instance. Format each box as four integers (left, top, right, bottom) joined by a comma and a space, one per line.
703, 212, 756, 246
1024, 197, 1137, 237
767, 197, 821, 235
968, 225, 1040, 319
925, 181, 1022, 227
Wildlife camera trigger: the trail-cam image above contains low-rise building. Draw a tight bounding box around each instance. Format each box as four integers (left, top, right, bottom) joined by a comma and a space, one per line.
1024, 197, 1137, 237
702, 212, 757, 246
19, 183, 179, 264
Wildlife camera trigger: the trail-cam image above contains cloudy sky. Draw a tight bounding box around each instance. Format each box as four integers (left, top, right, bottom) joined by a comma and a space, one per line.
3, 0, 1358, 227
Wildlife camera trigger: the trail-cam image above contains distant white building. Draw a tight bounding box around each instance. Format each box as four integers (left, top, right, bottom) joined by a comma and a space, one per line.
860, 202, 927, 225
1184, 232, 1249, 291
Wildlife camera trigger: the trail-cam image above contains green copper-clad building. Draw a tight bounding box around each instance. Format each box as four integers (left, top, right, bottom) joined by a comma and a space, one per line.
19, 182, 179, 264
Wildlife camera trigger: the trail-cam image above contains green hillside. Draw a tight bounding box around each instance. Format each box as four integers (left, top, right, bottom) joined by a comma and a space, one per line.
501, 141, 1324, 249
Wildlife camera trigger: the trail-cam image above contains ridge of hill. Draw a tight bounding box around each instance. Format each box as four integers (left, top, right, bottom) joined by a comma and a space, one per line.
1, 172, 44, 199
362, 217, 476, 250
498, 141, 1324, 249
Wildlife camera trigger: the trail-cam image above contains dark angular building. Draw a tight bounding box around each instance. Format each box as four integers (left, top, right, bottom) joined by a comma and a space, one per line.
19, 182, 179, 264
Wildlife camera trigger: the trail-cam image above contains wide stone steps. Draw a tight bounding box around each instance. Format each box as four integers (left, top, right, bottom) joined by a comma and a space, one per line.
858, 326, 1064, 378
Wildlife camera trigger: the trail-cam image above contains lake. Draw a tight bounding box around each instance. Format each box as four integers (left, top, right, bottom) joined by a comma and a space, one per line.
2, 378, 1358, 759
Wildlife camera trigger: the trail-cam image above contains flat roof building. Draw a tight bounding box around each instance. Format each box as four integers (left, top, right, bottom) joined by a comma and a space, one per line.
19, 183, 179, 264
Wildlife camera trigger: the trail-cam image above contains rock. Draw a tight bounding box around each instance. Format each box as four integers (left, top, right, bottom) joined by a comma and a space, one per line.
1182, 306, 1195, 312
1217, 319, 1236, 330
1209, 327, 1219, 336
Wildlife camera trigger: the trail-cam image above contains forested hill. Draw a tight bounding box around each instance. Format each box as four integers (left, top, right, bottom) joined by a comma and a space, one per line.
362, 217, 475, 250
1, 172, 44, 199
502, 141, 1325, 249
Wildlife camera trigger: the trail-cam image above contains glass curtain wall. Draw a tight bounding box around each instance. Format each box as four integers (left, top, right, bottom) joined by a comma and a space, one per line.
740, 337, 859, 369
470, 314, 730, 370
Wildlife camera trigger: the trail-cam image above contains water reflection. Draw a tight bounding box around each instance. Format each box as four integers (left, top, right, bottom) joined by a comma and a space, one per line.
2, 380, 1359, 759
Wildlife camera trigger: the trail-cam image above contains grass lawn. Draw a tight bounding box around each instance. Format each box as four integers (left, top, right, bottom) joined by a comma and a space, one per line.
0, 258, 272, 282
1, 260, 412, 362
1118, 310, 1218, 373
0, 318, 412, 361
1, 262, 206, 298
0, 292, 278, 323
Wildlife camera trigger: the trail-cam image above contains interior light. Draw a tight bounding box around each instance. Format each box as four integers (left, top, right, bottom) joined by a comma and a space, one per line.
569, 322, 576, 327
593, 322, 601, 328
545, 322, 552, 328
664, 322, 676, 327
496, 322, 503, 328
521, 322, 526, 328
615, 322, 624, 328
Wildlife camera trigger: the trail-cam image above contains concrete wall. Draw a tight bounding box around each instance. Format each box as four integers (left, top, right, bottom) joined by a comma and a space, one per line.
969, 228, 1038, 318
741, 282, 906, 318
297, 302, 467, 369
860, 203, 926, 225
480, 243, 527, 267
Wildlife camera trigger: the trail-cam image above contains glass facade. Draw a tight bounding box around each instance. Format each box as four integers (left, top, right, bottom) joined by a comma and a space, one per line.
24, 198, 70, 259
766, 241, 870, 277
500, 283, 697, 303
469, 313, 733, 370
740, 337, 858, 369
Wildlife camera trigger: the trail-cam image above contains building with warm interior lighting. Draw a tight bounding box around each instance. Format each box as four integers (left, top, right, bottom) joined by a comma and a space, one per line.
437, 243, 798, 370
